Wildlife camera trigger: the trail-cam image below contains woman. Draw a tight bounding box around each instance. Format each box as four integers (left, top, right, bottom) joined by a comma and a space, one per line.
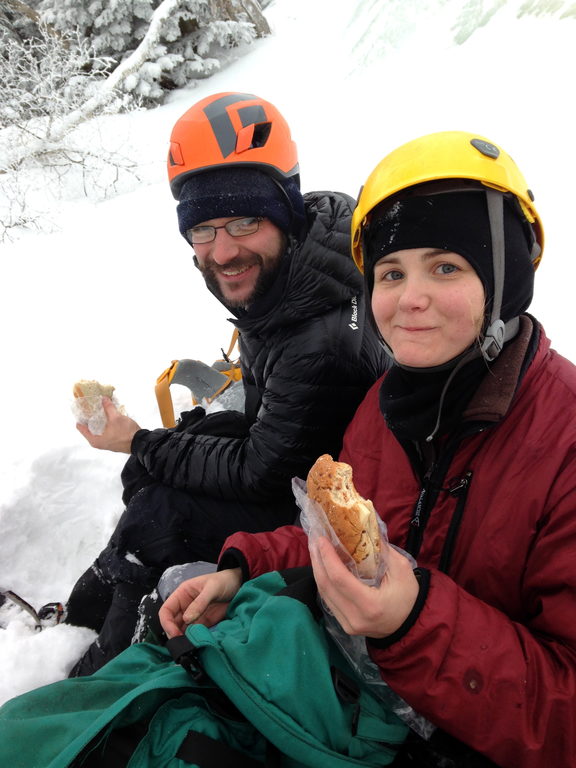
161, 131, 576, 767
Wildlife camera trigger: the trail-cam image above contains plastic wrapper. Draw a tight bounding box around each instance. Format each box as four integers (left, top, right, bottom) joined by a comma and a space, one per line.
71, 393, 125, 436
292, 476, 435, 741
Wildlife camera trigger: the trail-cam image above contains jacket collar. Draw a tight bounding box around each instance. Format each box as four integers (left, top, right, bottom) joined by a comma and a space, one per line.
231, 191, 361, 335
463, 315, 537, 424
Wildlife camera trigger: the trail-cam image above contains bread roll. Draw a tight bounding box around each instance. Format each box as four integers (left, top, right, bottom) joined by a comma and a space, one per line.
73, 379, 115, 400
306, 454, 381, 578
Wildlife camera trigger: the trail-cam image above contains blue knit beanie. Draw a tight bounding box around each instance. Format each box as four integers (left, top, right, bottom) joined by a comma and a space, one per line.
177, 167, 306, 239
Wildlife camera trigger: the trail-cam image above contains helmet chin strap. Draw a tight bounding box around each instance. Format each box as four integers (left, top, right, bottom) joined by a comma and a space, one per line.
481, 189, 519, 363
421, 189, 520, 441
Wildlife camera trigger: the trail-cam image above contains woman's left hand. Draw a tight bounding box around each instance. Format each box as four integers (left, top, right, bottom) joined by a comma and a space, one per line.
310, 536, 420, 638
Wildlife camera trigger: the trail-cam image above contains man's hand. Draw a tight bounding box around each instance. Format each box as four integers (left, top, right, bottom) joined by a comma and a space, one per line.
76, 397, 141, 453
159, 568, 243, 638
310, 536, 419, 638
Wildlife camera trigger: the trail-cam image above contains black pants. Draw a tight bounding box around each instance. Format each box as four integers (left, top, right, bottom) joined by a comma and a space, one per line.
65, 482, 297, 677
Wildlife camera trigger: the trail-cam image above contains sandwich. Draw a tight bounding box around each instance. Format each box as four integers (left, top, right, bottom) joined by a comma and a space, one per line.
306, 454, 381, 579
73, 379, 115, 400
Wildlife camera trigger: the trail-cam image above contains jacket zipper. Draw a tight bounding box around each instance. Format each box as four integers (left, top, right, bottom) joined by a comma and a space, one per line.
438, 471, 473, 573
404, 427, 481, 560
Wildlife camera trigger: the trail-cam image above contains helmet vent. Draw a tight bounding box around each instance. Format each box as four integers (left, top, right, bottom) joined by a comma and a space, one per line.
235, 121, 272, 154
250, 121, 272, 148
168, 142, 184, 167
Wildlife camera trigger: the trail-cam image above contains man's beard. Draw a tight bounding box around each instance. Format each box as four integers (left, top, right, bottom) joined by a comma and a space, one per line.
199, 255, 282, 309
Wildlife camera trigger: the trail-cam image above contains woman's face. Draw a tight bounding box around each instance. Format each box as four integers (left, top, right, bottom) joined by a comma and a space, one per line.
371, 247, 485, 368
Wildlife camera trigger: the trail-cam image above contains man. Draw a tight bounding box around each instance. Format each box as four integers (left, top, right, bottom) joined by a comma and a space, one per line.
53, 92, 386, 676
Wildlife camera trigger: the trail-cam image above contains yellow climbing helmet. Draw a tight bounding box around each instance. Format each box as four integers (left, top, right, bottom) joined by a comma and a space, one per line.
351, 131, 544, 273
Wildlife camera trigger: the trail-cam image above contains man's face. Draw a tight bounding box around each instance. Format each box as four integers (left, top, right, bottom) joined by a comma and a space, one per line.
191, 217, 286, 308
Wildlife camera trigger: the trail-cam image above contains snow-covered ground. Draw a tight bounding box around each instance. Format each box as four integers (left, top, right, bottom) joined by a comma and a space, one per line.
1, 0, 575, 704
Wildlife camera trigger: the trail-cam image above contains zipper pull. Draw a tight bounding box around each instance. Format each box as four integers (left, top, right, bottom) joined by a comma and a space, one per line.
447, 471, 472, 497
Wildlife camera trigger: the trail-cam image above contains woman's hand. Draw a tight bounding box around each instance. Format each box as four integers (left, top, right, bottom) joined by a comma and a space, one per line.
310, 536, 419, 638
159, 567, 242, 638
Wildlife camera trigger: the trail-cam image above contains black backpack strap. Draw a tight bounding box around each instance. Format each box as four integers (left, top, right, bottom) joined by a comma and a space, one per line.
166, 635, 205, 682
166, 634, 250, 723
277, 566, 322, 619
176, 730, 260, 767
177, 730, 282, 767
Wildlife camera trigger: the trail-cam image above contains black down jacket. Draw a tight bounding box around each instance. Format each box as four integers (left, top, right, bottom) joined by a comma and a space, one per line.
128, 191, 386, 503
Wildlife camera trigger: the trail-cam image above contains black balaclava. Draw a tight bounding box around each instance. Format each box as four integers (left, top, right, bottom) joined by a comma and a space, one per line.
365, 191, 535, 327
363, 190, 535, 442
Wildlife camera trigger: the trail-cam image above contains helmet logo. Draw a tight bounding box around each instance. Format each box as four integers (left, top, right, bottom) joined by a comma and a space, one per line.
470, 138, 500, 159
204, 94, 268, 158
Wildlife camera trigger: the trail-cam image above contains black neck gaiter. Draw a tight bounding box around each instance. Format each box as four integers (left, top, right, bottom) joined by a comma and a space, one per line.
368, 190, 535, 442
379, 356, 488, 442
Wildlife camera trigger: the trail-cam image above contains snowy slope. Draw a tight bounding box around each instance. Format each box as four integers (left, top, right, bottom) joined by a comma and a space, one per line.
0, 0, 575, 704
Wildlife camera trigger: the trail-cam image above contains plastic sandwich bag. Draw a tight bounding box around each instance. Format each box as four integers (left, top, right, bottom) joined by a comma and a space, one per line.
71, 392, 125, 435
292, 476, 435, 741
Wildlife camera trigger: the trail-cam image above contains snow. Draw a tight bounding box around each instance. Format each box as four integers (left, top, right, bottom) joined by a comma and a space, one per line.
1, 0, 575, 704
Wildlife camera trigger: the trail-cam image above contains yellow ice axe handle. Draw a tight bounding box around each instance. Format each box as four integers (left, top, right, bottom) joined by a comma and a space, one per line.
155, 360, 179, 428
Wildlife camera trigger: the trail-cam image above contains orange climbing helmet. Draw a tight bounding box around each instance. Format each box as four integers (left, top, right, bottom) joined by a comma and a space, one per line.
168, 92, 300, 199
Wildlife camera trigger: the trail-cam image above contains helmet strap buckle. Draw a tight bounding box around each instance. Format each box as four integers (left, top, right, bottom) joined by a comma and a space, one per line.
481, 319, 505, 362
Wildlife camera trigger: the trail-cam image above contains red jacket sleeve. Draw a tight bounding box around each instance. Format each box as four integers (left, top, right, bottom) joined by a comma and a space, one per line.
220, 525, 310, 577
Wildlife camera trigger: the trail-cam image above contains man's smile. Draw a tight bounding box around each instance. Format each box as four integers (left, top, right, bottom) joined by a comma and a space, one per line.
219, 263, 257, 278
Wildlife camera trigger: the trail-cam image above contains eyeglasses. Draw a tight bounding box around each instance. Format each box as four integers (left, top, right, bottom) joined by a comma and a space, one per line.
186, 216, 263, 245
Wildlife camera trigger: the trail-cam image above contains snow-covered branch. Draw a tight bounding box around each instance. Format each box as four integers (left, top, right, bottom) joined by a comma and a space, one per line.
0, 0, 272, 236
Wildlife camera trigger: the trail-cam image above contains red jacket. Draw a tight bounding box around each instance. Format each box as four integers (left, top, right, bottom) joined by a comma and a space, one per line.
221, 319, 576, 768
